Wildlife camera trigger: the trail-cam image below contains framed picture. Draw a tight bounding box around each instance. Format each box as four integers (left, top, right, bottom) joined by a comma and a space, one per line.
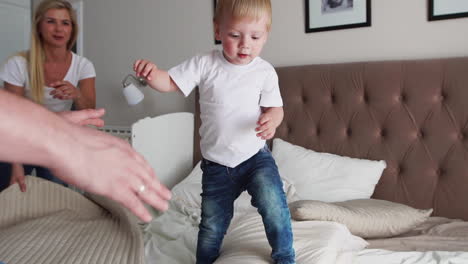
213, 0, 221, 45
428, 0, 468, 21
305, 0, 371, 33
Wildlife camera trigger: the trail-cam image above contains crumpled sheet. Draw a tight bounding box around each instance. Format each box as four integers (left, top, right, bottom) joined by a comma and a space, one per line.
143, 199, 368, 264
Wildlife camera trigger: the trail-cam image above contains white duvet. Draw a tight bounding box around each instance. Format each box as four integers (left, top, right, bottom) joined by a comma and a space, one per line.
142, 162, 468, 264
143, 199, 368, 264
355, 249, 468, 264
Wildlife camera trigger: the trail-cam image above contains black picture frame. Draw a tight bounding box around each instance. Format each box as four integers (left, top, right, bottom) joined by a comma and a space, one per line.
305, 0, 371, 33
428, 0, 468, 21
213, 0, 221, 45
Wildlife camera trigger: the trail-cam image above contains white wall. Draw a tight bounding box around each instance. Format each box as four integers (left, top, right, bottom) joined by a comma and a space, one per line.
33, 0, 468, 126
0, 0, 31, 89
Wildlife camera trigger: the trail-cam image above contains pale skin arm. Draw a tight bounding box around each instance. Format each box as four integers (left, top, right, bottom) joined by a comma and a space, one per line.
49, 77, 96, 109
4, 82, 28, 191
133, 59, 181, 93
0, 90, 171, 222
256, 106, 284, 140
5, 81, 99, 192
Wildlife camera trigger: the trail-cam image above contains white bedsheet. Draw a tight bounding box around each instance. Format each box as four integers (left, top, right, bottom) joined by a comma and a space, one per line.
356, 249, 468, 264
143, 200, 368, 264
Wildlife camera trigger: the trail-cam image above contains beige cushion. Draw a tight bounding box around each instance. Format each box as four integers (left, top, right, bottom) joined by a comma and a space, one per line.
289, 199, 433, 239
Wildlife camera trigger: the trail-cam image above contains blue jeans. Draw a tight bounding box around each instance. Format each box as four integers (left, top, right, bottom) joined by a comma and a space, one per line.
196, 146, 295, 264
0, 162, 66, 191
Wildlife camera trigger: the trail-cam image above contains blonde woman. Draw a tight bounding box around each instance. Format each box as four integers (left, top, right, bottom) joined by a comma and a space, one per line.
0, 0, 96, 192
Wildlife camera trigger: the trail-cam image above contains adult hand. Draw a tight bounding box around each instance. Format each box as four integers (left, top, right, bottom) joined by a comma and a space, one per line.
49, 125, 171, 222
49, 80, 81, 100
58, 108, 105, 127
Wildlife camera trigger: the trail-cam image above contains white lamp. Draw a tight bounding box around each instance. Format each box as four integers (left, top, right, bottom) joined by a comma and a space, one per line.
122, 74, 146, 105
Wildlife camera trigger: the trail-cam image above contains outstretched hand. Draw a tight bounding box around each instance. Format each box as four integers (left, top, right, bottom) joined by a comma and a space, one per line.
50, 125, 172, 222
59, 108, 105, 127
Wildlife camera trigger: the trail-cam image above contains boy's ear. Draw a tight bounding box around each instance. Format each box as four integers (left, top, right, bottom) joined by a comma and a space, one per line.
214, 23, 221, 41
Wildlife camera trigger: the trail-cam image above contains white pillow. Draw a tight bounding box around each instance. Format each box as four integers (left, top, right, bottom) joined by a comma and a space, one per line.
272, 138, 386, 202
289, 199, 433, 239
171, 161, 298, 212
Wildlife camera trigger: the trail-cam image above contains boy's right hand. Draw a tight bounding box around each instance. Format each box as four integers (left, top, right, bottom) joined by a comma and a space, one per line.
133, 59, 158, 81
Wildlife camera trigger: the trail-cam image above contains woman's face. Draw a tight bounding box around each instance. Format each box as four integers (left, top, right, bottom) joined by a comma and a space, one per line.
39, 8, 72, 49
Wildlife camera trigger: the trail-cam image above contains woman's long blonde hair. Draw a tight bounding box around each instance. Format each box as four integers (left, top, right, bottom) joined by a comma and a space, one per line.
22, 0, 78, 103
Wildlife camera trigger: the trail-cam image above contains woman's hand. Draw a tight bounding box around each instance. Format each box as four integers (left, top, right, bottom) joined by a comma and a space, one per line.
9, 163, 26, 192
49, 80, 81, 100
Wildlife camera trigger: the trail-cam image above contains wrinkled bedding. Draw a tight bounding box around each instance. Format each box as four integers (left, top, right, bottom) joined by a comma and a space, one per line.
366, 217, 468, 252
354, 217, 468, 264
143, 199, 468, 264
0, 177, 144, 264
356, 249, 468, 264
143, 199, 368, 264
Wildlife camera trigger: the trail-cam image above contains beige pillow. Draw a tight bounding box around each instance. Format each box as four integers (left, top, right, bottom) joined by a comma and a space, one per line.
289, 199, 433, 239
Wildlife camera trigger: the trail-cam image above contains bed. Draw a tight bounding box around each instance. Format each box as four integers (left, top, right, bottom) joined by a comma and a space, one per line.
1, 56, 468, 264
144, 56, 468, 264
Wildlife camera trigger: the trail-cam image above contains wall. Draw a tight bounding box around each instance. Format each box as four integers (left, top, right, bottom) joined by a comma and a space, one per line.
33, 0, 468, 126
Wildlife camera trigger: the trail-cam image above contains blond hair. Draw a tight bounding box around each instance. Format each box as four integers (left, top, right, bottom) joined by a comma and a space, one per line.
214, 0, 272, 31
24, 0, 78, 103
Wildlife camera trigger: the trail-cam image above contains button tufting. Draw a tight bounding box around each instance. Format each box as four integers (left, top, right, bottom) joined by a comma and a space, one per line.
440, 92, 446, 101
418, 130, 425, 139
380, 129, 386, 138
436, 168, 445, 176
363, 93, 369, 103
396, 165, 403, 174
401, 94, 406, 103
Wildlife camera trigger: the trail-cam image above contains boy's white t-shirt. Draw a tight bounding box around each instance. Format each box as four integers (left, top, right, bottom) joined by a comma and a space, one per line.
169, 50, 283, 168
0, 52, 96, 112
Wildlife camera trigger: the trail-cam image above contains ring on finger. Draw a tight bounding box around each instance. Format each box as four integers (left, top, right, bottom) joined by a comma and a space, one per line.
137, 184, 146, 195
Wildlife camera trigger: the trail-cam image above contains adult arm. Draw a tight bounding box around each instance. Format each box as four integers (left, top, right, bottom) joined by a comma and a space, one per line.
0, 90, 171, 222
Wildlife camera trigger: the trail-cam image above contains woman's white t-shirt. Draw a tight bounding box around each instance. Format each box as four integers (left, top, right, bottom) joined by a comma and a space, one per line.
0, 52, 96, 112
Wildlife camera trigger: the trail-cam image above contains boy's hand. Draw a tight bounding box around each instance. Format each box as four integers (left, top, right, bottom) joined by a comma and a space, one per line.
256, 113, 276, 140
133, 59, 158, 81
255, 107, 284, 140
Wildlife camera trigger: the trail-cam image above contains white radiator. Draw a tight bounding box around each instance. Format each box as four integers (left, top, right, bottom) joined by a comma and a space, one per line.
98, 125, 132, 143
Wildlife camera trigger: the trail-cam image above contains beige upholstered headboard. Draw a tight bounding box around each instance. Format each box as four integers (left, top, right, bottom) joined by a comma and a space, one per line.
194, 57, 468, 221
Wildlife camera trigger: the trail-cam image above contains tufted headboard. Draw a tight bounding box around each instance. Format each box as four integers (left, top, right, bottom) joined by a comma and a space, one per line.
194, 57, 468, 221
